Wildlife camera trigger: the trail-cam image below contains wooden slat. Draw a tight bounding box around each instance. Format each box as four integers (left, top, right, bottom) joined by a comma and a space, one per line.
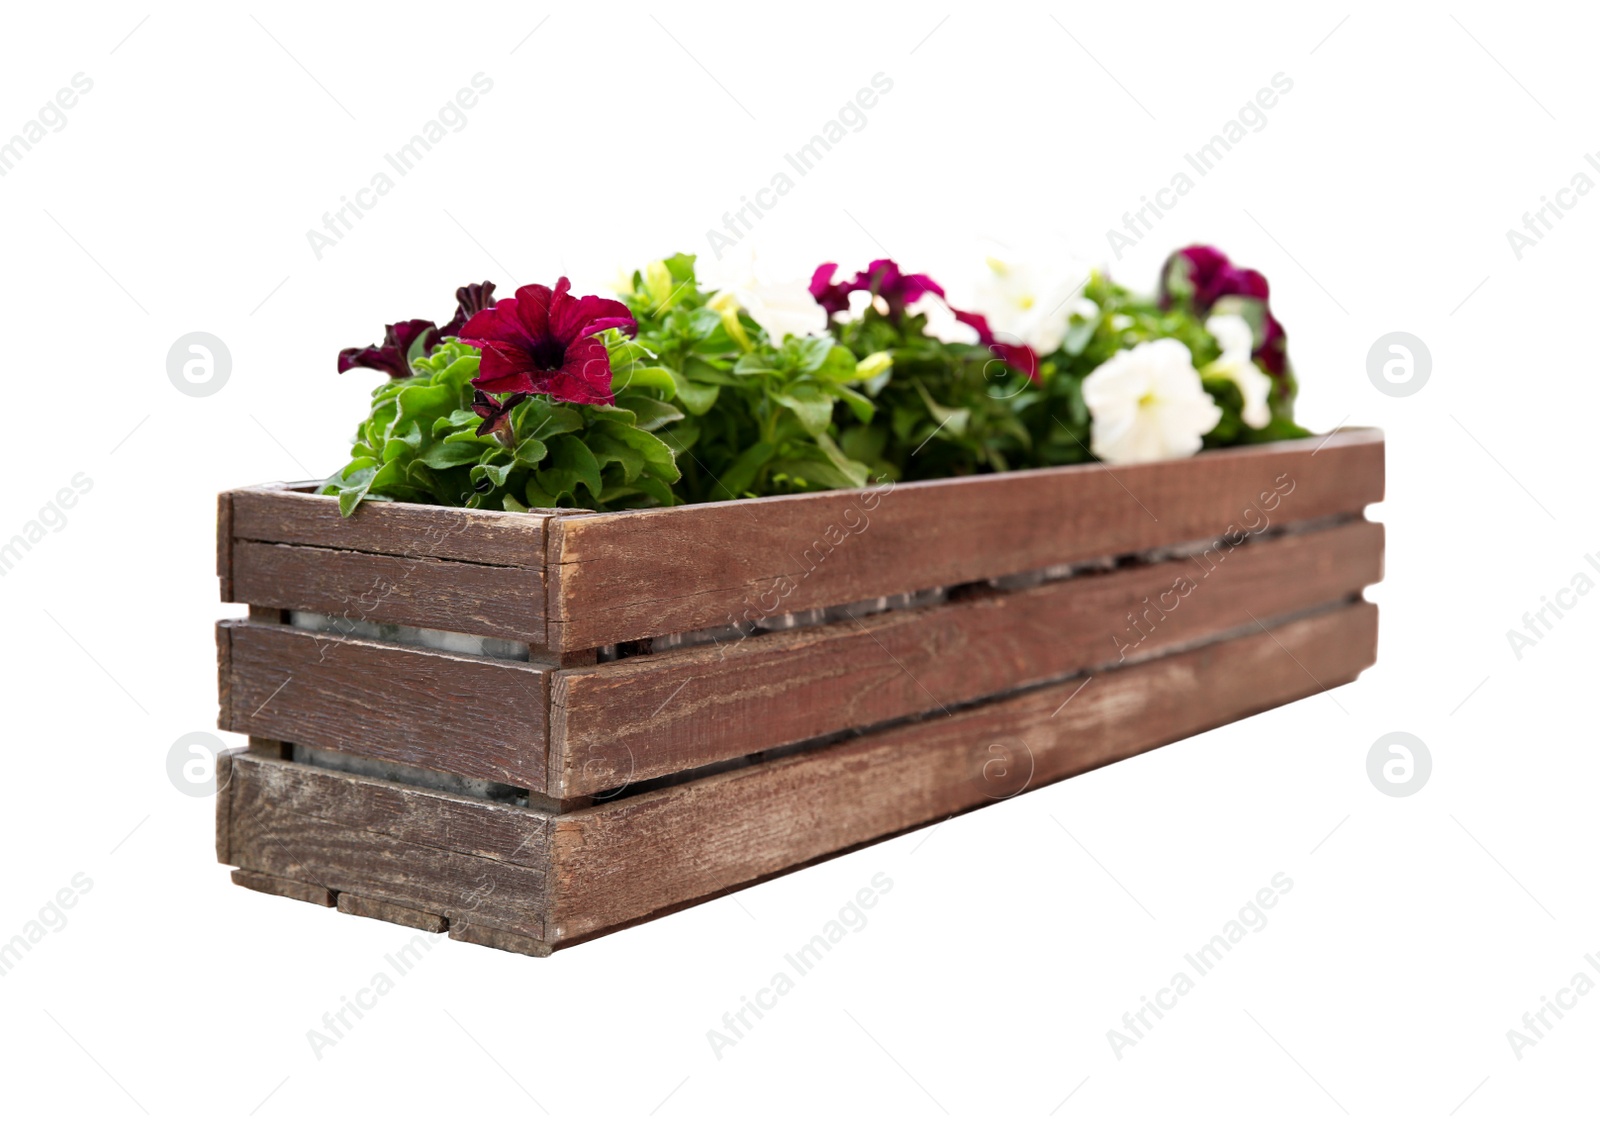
217, 491, 234, 602
226, 485, 549, 567
230, 540, 545, 644
220, 621, 552, 792
545, 601, 1377, 942
543, 429, 1384, 651
232, 869, 336, 907
448, 921, 553, 957
549, 520, 1383, 795
226, 753, 548, 938
338, 893, 448, 933
214, 750, 235, 865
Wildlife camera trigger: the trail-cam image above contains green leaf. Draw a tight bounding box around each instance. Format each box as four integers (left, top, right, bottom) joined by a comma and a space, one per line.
773, 384, 835, 436
540, 434, 604, 500
588, 431, 646, 480
613, 365, 678, 398
512, 436, 549, 465
420, 442, 486, 469
615, 395, 684, 432
674, 379, 720, 415
717, 441, 776, 498
835, 385, 875, 424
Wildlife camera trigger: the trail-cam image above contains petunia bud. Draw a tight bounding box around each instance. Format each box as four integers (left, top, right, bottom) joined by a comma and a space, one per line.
707, 291, 753, 351
854, 351, 893, 381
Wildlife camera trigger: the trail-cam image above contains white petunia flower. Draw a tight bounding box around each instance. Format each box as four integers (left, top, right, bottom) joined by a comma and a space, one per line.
1082, 339, 1223, 464
967, 256, 1095, 354
703, 246, 827, 343
907, 294, 980, 345
1202, 314, 1273, 429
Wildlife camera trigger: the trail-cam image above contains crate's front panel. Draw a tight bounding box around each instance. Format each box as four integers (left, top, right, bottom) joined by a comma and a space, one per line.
544, 430, 1384, 651
550, 519, 1383, 795
545, 601, 1378, 943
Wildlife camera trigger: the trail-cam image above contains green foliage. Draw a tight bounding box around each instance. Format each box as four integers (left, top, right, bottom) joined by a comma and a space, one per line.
323, 253, 1309, 515
321, 340, 681, 516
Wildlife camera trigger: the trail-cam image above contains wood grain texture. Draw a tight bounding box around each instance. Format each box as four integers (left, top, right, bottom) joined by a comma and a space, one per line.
544, 429, 1385, 651
545, 601, 1378, 942
232, 869, 336, 907
550, 520, 1383, 795
225, 485, 550, 567
231, 539, 545, 643
214, 750, 235, 865
226, 753, 548, 938
217, 491, 234, 603
447, 921, 552, 957
220, 621, 552, 792
338, 893, 448, 933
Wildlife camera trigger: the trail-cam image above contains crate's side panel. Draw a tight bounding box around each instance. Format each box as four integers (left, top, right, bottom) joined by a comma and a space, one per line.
224, 753, 550, 940
550, 520, 1383, 794
545, 430, 1384, 650
222, 622, 551, 793
546, 601, 1378, 943
227, 485, 550, 567
230, 540, 546, 644
217, 491, 235, 602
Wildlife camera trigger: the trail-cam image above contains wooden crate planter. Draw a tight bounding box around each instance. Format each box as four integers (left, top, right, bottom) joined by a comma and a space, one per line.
215, 429, 1385, 955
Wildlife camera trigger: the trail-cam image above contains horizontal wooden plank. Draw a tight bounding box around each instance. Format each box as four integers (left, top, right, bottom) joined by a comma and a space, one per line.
230, 539, 545, 644
546, 601, 1378, 942
550, 520, 1382, 795
224, 485, 550, 569
226, 753, 548, 938
544, 429, 1385, 650
220, 621, 552, 793
232, 869, 336, 907
338, 893, 448, 933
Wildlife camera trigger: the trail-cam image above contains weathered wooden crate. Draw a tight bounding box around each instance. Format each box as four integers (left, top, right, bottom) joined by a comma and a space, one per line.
215, 428, 1384, 955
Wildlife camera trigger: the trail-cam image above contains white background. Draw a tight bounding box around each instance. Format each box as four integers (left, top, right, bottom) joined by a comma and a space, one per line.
1, 1, 1595, 1126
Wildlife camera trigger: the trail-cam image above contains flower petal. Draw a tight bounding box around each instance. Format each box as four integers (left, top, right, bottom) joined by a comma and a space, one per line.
545, 336, 615, 405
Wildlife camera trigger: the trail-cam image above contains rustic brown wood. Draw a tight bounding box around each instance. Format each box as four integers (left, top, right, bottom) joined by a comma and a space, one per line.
220, 621, 553, 792
550, 519, 1383, 795
217, 491, 234, 603
338, 893, 448, 933
248, 605, 287, 624
225, 485, 549, 566
231, 540, 545, 644
448, 921, 553, 957
215, 621, 232, 734
542, 429, 1384, 651
545, 601, 1377, 941
225, 755, 547, 938
214, 750, 234, 865
219, 602, 1375, 952
232, 868, 336, 907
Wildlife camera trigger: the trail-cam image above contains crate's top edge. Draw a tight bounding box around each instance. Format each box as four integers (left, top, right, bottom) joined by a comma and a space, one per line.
221, 428, 1382, 523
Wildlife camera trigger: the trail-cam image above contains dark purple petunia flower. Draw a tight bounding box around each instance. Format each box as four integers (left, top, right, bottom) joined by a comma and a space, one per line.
337, 281, 501, 378
441, 281, 497, 339
460, 278, 637, 407
809, 262, 855, 316
1160, 245, 1289, 380
337, 318, 441, 379
471, 388, 527, 440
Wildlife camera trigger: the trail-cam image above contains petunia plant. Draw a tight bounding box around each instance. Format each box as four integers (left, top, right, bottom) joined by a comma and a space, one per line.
320, 243, 1312, 514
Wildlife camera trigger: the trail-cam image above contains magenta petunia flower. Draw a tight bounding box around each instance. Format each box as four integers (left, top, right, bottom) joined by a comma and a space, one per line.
809, 258, 947, 321
1161, 245, 1288, 379
337, 318, 440, 379
460, 278, 637, 407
